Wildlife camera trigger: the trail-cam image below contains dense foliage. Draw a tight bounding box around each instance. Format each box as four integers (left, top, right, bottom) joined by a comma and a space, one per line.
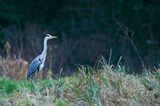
0, 0, 159, 72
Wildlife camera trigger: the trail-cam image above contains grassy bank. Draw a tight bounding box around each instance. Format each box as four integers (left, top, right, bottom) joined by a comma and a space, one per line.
0, 58, 159, 106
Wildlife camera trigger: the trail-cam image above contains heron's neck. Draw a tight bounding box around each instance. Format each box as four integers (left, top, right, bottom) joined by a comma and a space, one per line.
42, 38, 48, 57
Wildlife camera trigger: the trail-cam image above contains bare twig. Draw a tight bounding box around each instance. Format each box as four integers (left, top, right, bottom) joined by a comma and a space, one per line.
108, 49, 112, 65
113, 17, 145, 70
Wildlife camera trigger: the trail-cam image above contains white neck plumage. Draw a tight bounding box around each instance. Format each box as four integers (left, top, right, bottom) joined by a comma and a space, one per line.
41, 37, 48, 60
41, 34, 57, 63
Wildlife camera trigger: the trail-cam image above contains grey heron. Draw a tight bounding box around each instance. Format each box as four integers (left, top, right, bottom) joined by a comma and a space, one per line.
27, 34, 57, 79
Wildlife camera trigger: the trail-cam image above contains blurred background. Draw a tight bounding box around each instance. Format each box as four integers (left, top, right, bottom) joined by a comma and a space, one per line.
0, 0, 159, 78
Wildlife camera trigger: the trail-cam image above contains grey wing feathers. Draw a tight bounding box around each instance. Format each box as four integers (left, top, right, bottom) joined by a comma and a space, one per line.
27, 56, 42, 79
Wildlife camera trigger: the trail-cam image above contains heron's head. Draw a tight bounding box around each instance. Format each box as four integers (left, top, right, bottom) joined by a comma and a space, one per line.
46, 34, 57, 39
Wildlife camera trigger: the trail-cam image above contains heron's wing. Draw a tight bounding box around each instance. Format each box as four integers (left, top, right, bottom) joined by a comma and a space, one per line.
27, 56, 42, 79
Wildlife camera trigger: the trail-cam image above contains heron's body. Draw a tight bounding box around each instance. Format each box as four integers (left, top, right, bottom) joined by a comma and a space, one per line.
27, 34, 57, 79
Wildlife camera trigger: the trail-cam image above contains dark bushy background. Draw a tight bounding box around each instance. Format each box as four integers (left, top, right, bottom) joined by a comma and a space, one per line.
0, 0, 159, 74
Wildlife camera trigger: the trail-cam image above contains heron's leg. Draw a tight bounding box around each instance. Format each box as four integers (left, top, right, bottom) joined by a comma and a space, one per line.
31, 80, 36, 88
31, 80, 41, 96
34, 69, 39, 80
35, 70, 39, 80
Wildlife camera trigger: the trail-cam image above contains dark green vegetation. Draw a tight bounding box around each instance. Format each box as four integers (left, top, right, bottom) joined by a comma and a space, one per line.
0, 58, 159, 105
0, 0, 159, 74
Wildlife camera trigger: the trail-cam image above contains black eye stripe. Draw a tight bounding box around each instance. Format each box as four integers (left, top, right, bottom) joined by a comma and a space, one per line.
46, 34, 50, 37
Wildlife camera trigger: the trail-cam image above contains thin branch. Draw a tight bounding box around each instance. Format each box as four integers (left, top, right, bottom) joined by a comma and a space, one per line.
113, 17, 145, 70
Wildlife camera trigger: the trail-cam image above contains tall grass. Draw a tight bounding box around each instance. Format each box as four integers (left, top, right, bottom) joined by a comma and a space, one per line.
0, 57, 159, 106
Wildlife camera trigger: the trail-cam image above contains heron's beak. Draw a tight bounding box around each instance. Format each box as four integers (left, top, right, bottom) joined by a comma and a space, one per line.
51, 36, 57, 39
46, 34, 57, 39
